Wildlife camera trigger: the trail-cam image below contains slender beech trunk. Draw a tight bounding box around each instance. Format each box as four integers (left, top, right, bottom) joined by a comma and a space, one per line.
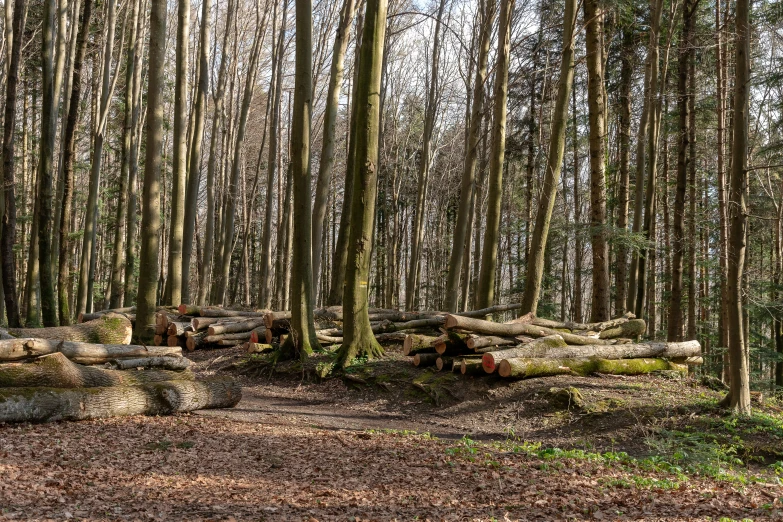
583, 0, 609, 322
715, 0, 729, 376
327, 8, 363, 306
284, 0, 319, 357
669, 0, 697, 341
475, 0, 514, 310
686, 17, 698, 341
182, 0, 211, 304
1, 0, 24, 328
336, 0, 388, 367
723, 0, 751, 413
444, 0, 494, 313
258, 0, 286, 308
76, 0, 117, 316
405, 0, 446, 311
58, 0, 92, 325
573, 80, 583, 323
165, 0, 190, 306
311, 0, 357, 299
615, 27, 633, 313
123, 0, 145, 307
634, 0, 664, 318
134, 0, 166, 342
216, 10, 266, 305
110, 0, 140, 309
520, 0, 576, 316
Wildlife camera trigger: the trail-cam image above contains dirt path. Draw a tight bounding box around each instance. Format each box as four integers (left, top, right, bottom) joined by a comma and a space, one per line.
194, 386, 499, 439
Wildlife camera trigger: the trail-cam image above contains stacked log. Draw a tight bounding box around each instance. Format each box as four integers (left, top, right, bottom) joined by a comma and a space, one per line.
404, 312, 702, 380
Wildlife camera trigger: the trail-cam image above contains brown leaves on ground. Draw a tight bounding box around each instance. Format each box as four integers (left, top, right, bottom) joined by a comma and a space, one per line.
1, 414, 780, 521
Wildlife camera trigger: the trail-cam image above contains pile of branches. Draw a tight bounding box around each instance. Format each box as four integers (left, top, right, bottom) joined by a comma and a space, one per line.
0, 313, 241, 423
405, 313, 702, 379
136, 303, 525, 354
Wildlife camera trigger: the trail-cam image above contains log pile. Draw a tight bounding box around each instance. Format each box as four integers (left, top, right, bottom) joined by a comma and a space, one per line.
137, 303, 526, 353
405, 312, 702, 380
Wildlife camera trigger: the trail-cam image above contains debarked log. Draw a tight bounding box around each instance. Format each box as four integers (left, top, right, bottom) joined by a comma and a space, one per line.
0, 338, 182, 363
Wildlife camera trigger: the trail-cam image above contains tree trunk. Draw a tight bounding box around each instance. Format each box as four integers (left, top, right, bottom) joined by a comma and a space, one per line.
165, 0, 190, 306
475, 0, 513, 310
76, 0, 117, 316
0, 379, 241, 424
134, 0, 167, 343
520, 0, 576, 316
37, 0, 57, 326
181, 0, 212, 304
723, 0, 751, 414
615, 26, 633, 313
1, 0, 25, 328
583, 0, 609, 322
444, 0, 495, 313
335, 0, 388, 367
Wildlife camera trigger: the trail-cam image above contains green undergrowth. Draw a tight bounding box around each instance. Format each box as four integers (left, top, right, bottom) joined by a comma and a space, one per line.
437, 405, 783, 488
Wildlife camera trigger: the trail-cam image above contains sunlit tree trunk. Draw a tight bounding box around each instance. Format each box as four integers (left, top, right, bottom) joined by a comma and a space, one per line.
58, 0, 92, 325
336, 0, 388, 367
615, 26, 633, 314
520, 0, 576, 316
135, 0, 167, 342
444, 0, 494, 313
475, 0, 514, 310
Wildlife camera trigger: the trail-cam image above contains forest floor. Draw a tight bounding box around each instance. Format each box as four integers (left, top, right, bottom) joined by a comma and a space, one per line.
2, 345, 783, 521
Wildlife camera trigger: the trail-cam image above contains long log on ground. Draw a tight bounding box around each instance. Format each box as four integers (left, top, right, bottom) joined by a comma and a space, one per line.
482, 335, 568, 373
0, 339, 182, 364
0, 353, 194, 388
178, 305, 266, 318
110, 357, 192, 371
7, 314, 133, 345
78, 306, 137, 323
444, 315, 614, 345
413, 353, 440, 367
404, 334, 440, 356
191, 317, 228, 331
522, 312, 636, 332
466, 335, 517, 350
204, 331, 254, 344
497, 357, 688, 379
207, 318, 265, 336
0, 379, 242, 423
489, 339, 701, 364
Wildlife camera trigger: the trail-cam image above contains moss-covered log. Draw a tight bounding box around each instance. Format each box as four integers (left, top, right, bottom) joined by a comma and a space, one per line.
110, 357, 192, 371
490, 339, 700, 363
482, 335, 567, 373
460, 358, 485, 376
7, 313, 133, 345
0, 353, 194, 388
0, 339, 182, 363
497, 357, 688, 379
444, 314, 613, 345
403, 334, 439, 356
0, 378, 241, 423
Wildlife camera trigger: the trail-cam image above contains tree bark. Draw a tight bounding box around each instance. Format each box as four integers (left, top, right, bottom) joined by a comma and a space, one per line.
335, 0, 388, 367
1, 0, 25, 328
723, 0, 751, 414
475, 0, 514, 309
482, 335, 568, 373
520, 0, 576, 316
134, 0, 167, 343
615, 26, 633, 313
445, 0, 495, 313
0, 379, 241, 424
0, 338, 181, 364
